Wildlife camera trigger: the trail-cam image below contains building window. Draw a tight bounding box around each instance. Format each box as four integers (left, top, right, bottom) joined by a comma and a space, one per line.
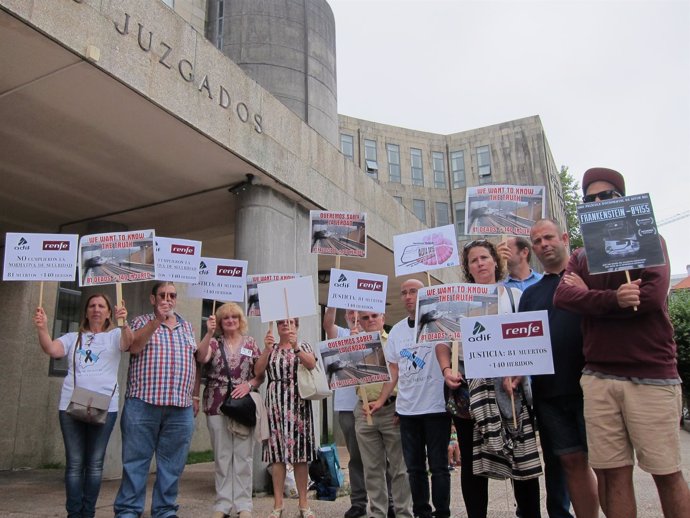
364, 139, 378, 177
411, 148, 424, 186
450, 150, 466, 188
477, 145, 491, 177
49, 281, 82, 376
432, 152, 446, 188
214, 0, 223, 49
455, 202, 467, 238
387, 143, 401, 183
413, 199, 426, 223
340, 134, 354, 160
435, 202, 450, 227
393, 196, 403, 204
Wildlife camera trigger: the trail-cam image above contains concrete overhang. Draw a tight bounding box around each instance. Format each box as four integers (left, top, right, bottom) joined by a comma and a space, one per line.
0, 1, 460, 318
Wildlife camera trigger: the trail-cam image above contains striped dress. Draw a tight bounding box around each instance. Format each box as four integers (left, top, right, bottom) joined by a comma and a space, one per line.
263, 342, 317, 464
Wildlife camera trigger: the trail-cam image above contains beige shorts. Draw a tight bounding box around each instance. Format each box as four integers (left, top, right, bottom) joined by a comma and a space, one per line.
580, 374, 682, 475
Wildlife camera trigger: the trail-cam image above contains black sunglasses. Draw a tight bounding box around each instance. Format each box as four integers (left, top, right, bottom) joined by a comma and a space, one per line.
463, 239, 491, 249
582, 190, 622, 203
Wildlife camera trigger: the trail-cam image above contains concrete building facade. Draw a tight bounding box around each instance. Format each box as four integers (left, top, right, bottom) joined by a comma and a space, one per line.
0, 0, 563, 486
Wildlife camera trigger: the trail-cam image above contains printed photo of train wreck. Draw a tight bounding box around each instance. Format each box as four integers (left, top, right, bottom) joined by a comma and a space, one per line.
310, 210, 367, 257
415, 283, 499, 343
465, 185, 544, 236
319, 331, 390, 389
79, 229, 156, 286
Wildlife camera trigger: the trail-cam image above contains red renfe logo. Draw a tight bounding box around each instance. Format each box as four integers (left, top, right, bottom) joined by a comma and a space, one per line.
502, 321, 544, 339
42, 241, 70, 251
217, 265, 244, 277
171, 244, 195, 255
357, 279, 384, 292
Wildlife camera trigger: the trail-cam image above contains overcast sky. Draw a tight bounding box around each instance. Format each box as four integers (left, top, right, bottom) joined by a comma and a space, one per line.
328, 0, 690, 276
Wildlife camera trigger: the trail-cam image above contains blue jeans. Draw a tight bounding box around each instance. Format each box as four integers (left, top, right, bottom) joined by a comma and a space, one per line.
114, 398, 195, 518
399, 413, 451, 518
59, 410, 118, 518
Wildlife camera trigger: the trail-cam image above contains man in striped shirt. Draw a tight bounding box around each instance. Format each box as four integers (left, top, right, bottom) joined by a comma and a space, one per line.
114, 282, 210, 518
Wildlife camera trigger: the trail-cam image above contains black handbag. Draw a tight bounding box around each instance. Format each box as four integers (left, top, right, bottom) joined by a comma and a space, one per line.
217, 338, 256, 427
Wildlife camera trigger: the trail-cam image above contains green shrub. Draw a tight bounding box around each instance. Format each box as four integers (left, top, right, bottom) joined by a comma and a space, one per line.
670, 289, 690, 394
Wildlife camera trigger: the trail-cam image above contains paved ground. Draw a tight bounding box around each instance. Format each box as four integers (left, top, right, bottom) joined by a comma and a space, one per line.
1, 428, 689, 518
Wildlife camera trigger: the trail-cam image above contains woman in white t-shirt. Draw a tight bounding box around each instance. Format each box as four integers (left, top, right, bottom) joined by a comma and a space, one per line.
34, 293, 132, 518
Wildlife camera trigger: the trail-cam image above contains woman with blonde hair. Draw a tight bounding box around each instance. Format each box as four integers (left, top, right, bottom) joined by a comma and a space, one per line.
34, 293, 132, 518
197, 302, 262, 518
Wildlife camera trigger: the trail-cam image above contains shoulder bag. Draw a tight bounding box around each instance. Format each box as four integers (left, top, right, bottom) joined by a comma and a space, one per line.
65, 332, 115, 425
218, 338, 257, 427
297, 344, 331, 401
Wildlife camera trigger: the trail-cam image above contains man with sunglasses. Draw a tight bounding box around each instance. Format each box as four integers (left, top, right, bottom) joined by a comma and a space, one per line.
352, 311, 413, 518
554, 168, 690, 518
115, 282, 210, 518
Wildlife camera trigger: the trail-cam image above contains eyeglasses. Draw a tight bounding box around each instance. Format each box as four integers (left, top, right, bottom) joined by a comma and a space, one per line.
156, 292, 177, 300
359, 314, 380, 321
277, 319, 296, 325
582, 190, 622, 203
463, 239, 491, 249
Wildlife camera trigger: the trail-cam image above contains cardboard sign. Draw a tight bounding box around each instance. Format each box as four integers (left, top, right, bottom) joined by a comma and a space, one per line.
187, 257, 248, 302
257, 276, 317, 323
246, 273, 301, 317
3, 232, 79, 281
415, 283, 499, 343
319, 332, 390, 389
465, 185, 545, 236
327, 268, 388, 313
393, 224, 460, 277
310, 211, 367, 257
461, 310, 554, 378
154, 237, 202, 283
79, 230, 156, 286
577, 193, 665, 273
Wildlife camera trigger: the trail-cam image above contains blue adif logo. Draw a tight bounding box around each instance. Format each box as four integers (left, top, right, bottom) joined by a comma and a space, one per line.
399, 348, 426, 370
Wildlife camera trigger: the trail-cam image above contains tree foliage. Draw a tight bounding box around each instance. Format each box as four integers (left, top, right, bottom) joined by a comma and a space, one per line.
670, 289, 690, 394
559, 165, 583, 250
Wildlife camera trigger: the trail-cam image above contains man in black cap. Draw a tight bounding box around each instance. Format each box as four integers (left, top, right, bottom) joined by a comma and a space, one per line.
554, 168, 690, 518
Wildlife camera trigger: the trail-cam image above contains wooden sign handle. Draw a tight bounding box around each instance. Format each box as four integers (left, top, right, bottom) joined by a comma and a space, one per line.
451, 341, 459, 377
361, 390, 373, 425
38, 281, 44, 309
116, 283, 124, 327
625, 270, 638, 312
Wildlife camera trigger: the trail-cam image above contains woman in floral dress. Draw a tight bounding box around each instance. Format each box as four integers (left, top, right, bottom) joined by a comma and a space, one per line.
254, 318, 317, 518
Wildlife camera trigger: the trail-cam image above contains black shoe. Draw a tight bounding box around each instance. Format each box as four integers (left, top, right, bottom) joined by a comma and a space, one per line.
344, 506, 366, 518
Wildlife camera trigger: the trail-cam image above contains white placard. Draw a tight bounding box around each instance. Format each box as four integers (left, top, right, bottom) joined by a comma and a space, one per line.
309, 210, 367, 257
257, 276, 317, 323
465, 185, 545, 236
327, 268, 388, 313
319, 332, 390, 389
154, 237, 202, 283
414, 283, 499, 343
393, 224, 460, 277
187, 257, 248, 302
3, 232, 79, 281
461, 310, 554, 378
79, 229, 156, 286
246, 273, 301, 317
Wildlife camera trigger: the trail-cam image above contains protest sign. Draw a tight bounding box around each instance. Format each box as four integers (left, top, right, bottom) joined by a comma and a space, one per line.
187, 257, 248, 302
465, 185, 545, 236
319, 332, 390, 389
461, 310, 554, 378
257, 276, 317, 323
577, 193, 664, 273
154, 237, 202, 283
246, 273, 301, 317
327, 268, 387, 313
3, 233, 79, 282
415, 283, 499, 343
79, 230, 156, 286
310, 211, 367, 258
393, 224, 460, 277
